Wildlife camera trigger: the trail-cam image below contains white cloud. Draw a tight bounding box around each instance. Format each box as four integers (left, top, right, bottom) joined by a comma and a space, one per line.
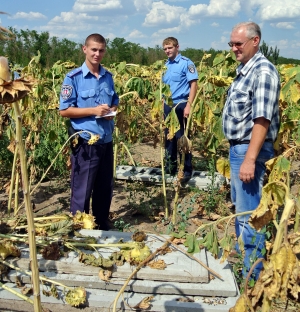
133, 0, 154, 12
189, 0, 240, 18
152, 26, 181, 37
128, 30, 146, 39
143, 1, 186, 26
270, 22, 295, 29
189, 4, 208, 16
207, 0, 241, 17
211, 22, 219, 27
73, 0, 122, 12
9, 12, 47, 20
49, 12, 98, 24
248, 0, 300, 21
220, 36, 227, 43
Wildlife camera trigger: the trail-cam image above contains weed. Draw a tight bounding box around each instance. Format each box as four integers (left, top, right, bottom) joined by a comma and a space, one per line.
113, 218, 132, 232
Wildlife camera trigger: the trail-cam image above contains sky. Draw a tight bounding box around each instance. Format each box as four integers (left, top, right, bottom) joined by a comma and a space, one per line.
1, 0, 300, 59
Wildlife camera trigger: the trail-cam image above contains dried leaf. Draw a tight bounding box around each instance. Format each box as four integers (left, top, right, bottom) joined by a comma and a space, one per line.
148, 259, 167, 270
249, 182, 285, 231
165, 107, 180, 140
132, 296, 154, 310
132, 231, 146, 242
216, 157, 230, 179
190, 218, 202, 227
21, 286, 33, 295
98, 268, 112, 282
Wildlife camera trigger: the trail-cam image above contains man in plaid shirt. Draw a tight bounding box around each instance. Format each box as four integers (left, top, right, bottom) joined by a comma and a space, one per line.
222, 22, 280, 280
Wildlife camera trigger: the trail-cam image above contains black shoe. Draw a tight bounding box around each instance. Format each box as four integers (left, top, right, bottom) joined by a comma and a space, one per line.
97, 221, 111, 231
180, 174, 192, 184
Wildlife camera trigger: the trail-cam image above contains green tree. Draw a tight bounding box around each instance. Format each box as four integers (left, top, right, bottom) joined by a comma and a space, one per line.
260, 40, 280, 65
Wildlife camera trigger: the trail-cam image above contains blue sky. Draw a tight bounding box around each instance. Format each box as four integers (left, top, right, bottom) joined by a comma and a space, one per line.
1, 0, 300, 59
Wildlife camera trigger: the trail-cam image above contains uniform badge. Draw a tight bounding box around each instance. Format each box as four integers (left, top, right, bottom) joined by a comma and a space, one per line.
61, 85, 73, 100
188, 64, 195, 73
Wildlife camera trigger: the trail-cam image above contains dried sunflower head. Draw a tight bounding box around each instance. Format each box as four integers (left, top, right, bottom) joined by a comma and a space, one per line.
65, 287, 86, 307
177, 135, 192, 154
73, 211, 97, 230
88, 134, 100, 145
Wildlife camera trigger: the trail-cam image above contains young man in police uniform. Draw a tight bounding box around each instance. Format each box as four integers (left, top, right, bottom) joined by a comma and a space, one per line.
162, 37, 198, 182
222, 22, 280, 280
59, 33, 119, 230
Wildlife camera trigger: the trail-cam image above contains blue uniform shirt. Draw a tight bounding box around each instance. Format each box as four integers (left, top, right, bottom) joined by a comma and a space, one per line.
162, 53, 198, 104
59, 62, 119, 144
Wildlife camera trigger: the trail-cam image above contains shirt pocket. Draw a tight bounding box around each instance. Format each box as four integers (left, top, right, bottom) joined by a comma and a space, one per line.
97, 86, 114, 104
227, 89, 249, 120
171, 71, 183, 82
79, 89, 96, 107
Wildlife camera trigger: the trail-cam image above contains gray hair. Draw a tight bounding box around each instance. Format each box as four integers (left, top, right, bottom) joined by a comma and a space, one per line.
232, 22, 261, 40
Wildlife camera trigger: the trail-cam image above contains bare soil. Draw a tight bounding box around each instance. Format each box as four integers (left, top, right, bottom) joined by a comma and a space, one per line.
0, 142, 232, 235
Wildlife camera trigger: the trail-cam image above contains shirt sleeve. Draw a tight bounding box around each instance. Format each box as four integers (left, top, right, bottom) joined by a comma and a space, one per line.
252, 71, 279, 121
111, 83, 119, 106
59, 75, 77, 110
186, 59, 198, 82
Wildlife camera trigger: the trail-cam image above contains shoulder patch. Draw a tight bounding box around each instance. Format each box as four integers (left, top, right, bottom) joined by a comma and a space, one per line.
67, 67, 82, 78
188, 64, 196, 73
61, 85, 73, 100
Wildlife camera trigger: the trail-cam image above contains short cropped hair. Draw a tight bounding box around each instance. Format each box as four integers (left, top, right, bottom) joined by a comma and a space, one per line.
232, 22, 261, 40
162, 37, 179, 47
85, 33, 106, 46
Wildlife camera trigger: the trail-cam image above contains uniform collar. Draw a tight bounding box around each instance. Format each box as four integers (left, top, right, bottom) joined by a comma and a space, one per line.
237, 51, 263, 76
167, 53, 181, 64
82, 62, 106, 77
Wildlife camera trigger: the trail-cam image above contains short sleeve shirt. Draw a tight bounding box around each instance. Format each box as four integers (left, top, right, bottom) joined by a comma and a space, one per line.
59, 62, 119, 143
162, 54, 198, 104
222, 51, 280, 142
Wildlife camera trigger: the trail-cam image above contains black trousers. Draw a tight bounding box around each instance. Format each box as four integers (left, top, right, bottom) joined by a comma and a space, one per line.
164, 102, 192, 175
70, 141, 113, 230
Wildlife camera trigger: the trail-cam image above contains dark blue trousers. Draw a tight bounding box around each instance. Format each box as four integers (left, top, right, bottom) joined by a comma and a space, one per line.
164, 102, 192, 175
70, 141, 113, 230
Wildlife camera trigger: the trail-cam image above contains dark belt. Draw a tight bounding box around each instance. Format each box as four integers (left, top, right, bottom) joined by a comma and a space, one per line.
229, 139, 273, 146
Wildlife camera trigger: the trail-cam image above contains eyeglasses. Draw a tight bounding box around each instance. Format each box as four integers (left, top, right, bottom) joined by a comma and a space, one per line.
228, 37, 254, 48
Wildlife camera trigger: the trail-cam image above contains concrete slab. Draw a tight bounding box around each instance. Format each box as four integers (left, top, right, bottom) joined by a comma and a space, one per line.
1, 230, 239, 311
0, 283, 237, 312
115, 166, 226, 189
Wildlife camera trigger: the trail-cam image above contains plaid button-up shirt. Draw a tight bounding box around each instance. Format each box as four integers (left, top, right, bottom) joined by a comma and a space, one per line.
222, 51, 280, 142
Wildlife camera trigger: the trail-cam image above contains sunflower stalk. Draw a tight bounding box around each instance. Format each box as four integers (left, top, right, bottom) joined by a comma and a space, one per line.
172, 86, 202, 224
112, 237, 174, 312
13, 101, 42, 312
0, 280, 34, 305
16, 130, 98, 214
159, 76, 169, 218
0, 259, 75, 291
7, 145, 18, 214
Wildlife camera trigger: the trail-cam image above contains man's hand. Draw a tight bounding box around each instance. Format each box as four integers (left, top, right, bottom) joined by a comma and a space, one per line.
94, 104, 111, 116
239, 158, 255, 183
183, 103, 191, 118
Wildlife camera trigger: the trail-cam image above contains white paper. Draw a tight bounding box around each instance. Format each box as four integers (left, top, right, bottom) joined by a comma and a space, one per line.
95, 111, 117, 118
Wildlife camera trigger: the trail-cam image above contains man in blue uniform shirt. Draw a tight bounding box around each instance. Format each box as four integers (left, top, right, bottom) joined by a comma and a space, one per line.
223, 22, 280, 280
59, 33, 119, 230
162, 37, 198, 181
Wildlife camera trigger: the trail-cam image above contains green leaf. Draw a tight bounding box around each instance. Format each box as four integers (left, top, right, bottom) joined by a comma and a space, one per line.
212, 53, 226, 67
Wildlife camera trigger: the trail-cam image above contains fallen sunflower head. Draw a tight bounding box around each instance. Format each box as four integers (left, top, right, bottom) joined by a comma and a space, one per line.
65, 286, 86, 307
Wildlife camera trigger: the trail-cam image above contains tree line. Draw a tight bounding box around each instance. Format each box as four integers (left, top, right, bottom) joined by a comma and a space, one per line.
0, 28, 299, 69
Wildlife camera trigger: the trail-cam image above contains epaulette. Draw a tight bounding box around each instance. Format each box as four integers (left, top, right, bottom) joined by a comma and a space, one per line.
181, 56, 189, 61
67, 67, 82, 78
